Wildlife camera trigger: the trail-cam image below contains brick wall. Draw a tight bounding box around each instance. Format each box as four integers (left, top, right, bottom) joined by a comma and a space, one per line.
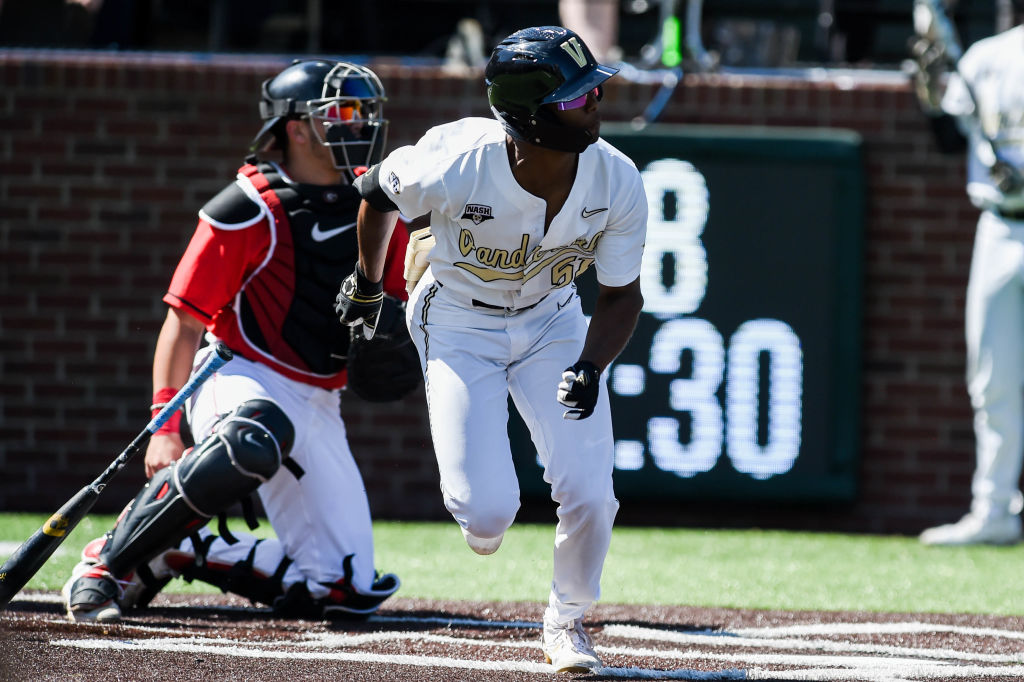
0, 51, 989, 534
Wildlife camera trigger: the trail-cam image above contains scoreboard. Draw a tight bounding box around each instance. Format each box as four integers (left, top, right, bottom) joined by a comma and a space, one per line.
511, 124, 865, 502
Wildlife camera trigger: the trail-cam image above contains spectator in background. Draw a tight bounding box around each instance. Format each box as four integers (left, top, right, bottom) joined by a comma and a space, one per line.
911, 3, 1024, 546
0, 0, 148, 49
559, 0, 620, 62
0, 0, 97, 47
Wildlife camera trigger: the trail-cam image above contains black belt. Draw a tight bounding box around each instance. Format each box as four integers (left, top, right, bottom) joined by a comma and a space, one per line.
997, 206, 1024, 220
472, 296, 545, 312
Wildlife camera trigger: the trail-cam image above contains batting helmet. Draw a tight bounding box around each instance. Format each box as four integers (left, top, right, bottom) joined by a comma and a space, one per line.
251, 60, 388, 179
485, 26, 618, 153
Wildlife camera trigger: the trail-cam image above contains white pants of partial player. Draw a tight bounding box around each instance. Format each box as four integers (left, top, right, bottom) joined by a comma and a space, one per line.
964, 210, 1024, 519
183, 342, 379, 598
408, 270, 620, 625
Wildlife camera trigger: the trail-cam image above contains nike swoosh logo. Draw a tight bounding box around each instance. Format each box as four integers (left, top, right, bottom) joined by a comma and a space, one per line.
242, 430, 265, 447
311, 220, 357, 242
581, 207, 608, 219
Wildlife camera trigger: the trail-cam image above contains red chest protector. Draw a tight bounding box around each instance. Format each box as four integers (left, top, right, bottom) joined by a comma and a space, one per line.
229, 162, 363, 385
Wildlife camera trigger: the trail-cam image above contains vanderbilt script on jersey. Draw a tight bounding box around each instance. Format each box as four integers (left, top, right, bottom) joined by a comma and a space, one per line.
455, 229, 603, 285
374, 118, 647, 308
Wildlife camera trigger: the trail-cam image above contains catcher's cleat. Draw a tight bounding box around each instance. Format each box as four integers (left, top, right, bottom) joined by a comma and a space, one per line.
272, 571, 401, 620
460, 527, 503, 555
62, 565, 126, 623
61, 537, 142, 623
542, 617, 602, 673
919, 512, 1022, 546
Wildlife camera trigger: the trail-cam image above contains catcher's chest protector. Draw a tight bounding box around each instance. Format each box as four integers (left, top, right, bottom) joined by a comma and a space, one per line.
239, 163, 361, 375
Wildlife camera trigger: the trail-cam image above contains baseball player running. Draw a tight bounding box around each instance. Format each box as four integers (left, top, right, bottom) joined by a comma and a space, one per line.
63, 60, 410, 621
914, 5, 1024, 545
336, 26, 648, 673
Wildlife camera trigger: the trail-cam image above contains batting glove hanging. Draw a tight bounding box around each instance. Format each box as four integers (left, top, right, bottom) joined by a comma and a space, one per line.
557, 360, 601, 420
335, 264, 384, 340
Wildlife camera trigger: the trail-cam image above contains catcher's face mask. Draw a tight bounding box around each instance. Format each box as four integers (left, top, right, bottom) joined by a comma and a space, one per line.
255, 60, 389, 180
306, 63, 389, 175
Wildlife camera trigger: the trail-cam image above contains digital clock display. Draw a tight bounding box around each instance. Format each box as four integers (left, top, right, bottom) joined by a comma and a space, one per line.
512, 124, 865, 502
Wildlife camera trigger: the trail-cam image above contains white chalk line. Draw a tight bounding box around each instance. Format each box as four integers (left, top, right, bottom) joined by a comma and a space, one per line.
9, 591, 273, 615
301, 629, 1024, 666
42, 610, 1024, 681
49, 637, 744, 679
15, 593, 1021, 680
602, 624, 1024, 663
732, 622, 1024, 641
50, 631, 1024, 681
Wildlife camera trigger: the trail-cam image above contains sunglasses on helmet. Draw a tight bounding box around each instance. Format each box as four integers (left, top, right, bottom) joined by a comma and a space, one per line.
316, 100, 362, 122
556, 87, 600, 111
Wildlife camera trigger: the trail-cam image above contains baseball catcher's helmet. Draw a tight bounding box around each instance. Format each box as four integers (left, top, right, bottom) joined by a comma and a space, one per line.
251, 60, 388, 179
485, 26, 618, 153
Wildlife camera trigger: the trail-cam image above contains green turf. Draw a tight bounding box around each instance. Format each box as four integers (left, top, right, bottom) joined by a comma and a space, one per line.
4, 513, 1023, 616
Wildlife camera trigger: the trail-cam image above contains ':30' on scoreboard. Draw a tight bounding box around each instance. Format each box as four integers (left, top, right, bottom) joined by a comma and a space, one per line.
512, 124, 865, 502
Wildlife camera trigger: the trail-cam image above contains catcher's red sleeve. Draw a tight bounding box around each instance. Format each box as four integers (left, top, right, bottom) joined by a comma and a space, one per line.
382, 220, 411, 301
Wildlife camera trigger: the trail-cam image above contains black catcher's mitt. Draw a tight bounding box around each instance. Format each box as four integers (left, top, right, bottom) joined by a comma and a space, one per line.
346, 295, 423, 402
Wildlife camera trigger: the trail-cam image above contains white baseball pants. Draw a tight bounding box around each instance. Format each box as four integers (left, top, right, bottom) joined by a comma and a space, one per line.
408, 270, 620, 624
964, 210, 1024, 518
186, 344, 379, 597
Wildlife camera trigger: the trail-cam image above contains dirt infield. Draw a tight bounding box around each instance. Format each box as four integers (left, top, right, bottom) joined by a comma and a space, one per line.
2, 592, 1023, 681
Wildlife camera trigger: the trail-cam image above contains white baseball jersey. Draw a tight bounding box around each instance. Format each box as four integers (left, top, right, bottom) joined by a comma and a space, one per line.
376, 117, 647, 625
374, 117, 647, 308
935, 25, 1024, 522
943, 25, 1024, 212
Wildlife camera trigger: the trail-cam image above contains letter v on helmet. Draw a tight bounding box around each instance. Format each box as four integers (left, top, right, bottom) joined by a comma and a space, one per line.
560, 37, 587, 67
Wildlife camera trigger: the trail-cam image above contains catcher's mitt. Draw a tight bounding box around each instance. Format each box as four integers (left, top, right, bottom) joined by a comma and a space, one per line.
346, 295, 423, 402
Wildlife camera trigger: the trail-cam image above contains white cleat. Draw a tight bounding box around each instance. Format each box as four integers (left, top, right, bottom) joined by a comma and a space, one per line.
460, 527, 503, 555
919, 512, 1022, 546
542, 617, 602, 673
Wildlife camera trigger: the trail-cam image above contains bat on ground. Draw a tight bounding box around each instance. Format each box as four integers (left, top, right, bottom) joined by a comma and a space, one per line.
0, 343, 233, 607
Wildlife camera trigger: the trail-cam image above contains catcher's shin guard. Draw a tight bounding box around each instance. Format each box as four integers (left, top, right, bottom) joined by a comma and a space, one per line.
159, 530, 399, 616
146, 529, 299, 608
99, 399, 294, 577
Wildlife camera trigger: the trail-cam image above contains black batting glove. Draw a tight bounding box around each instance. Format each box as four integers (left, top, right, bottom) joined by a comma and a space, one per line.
557, 360, 601, 420
991, 159, 1024, 195
335, 264, 384, 340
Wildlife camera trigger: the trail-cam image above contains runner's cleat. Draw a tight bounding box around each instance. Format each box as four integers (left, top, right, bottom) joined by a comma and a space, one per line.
919, 512, 1022, 546
542, 617, 602, 673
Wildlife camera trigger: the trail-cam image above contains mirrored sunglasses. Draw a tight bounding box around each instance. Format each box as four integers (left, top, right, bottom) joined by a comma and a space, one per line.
556, 88, 600, 111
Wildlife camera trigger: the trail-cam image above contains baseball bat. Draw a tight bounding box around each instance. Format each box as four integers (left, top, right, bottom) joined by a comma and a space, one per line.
0, 343, 233, 607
